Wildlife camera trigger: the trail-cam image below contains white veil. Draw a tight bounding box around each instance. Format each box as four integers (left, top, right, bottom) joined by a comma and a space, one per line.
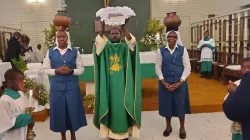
56, 31, 71, 48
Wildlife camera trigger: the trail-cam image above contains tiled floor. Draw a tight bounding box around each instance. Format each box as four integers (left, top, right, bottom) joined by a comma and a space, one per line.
34, 111, 232, 140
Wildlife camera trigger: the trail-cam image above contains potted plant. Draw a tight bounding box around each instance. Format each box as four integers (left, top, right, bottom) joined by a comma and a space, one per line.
43, 24, 56, 49
11, 58, 50, 122
83, 94, 95, 114
140, 19, 166, 51
24, 78, 49, 122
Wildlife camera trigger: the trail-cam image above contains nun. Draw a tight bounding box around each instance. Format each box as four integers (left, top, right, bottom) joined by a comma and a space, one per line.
42, 29, 87, 140
155, 30, 191, 139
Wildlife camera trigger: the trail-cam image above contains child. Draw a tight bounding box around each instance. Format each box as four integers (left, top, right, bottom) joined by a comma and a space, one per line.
0, 69, 34, 140
42, 29, 87, 140
226, 57, 250, 140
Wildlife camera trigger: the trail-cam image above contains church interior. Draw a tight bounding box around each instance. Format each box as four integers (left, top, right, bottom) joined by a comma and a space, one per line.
0, 0, 250, 139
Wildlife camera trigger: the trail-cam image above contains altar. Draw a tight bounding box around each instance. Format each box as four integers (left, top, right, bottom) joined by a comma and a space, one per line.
80, 51, 158, 94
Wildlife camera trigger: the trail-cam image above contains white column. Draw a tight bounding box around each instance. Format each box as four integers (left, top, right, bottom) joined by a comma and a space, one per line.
201, 22, 204, 38
231, 14, 235, 54
243, 10, 249, 58
215, 19, 219, 48
86, 82, 95, 95
225, 16, 230, 50
237, 12, 241, 53
212, 19, 216, 39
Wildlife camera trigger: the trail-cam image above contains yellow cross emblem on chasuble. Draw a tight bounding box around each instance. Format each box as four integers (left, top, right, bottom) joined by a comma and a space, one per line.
109, 53, 123, 74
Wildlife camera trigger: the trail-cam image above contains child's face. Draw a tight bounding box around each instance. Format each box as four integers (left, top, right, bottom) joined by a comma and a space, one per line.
241, 62, 250, 75
17, 78, 24, 91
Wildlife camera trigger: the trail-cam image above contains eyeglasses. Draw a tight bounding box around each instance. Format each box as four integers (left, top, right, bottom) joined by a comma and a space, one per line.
167, 36, 177, 39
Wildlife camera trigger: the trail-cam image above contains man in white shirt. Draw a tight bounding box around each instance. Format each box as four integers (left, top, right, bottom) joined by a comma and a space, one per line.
33, 44, 44, 63
155, 30, 191, 139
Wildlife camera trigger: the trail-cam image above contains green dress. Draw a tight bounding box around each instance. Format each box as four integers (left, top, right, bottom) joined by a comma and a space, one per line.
93, 41, 142, 133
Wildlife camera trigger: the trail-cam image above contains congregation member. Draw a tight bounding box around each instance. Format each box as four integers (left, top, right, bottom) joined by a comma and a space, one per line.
224, 58, 250, 140
20, 35, 33, 63
0, 69, 34, 140
223, 57, 250, 140
33, 44, 44, 63
5, 32, 21, 68
197, 31, 215, 79
42, 29, 87, 140
93, 19, 141, 140
155, 30, 191, 139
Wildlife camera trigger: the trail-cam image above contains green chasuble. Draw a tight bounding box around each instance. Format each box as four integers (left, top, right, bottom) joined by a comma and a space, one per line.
93, 41, 142, 133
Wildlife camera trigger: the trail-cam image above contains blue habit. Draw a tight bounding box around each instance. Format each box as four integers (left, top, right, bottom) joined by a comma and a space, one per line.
158, 45, 191, 118
49, 48, 87, 132
223, 72, 250, 140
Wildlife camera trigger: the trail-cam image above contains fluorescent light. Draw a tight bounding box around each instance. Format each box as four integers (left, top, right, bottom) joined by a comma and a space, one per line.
28, 0, 43, 3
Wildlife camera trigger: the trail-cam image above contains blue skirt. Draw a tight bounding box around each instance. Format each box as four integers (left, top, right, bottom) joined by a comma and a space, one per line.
50, 87, 87, 132
158, 80, 191, 118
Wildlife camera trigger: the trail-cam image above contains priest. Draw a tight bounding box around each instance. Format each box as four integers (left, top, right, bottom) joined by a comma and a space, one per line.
93, 19, 141, 140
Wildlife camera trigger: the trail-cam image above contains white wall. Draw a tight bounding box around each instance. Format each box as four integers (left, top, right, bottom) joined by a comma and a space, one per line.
1, 0, 250, 50
0, 0, 60, 50
151, 0, 250, 48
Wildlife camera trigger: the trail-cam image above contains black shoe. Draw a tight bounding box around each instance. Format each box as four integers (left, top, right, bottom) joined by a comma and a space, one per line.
179, 131, 187, 139
163, 128, 172, 137
206, 72, 212, 79
200, 72, 205, 78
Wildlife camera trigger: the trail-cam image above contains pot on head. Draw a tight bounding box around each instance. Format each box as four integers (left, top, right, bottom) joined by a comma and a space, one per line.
164, 12, 181, 30
53, 10, 71, 31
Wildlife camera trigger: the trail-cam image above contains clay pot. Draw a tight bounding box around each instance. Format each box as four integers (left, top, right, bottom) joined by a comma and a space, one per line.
164, 12, 181, 29
53, 10, 71, 30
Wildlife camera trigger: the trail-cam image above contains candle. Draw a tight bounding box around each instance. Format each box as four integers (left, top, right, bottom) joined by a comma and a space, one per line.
155, 33, 160, 41
82, 49, 84, 54
29, 90, 33, 107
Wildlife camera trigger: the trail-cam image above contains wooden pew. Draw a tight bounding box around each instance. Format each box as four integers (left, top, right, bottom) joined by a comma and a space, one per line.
213, 51, 227, 80
222, 52, 241, 84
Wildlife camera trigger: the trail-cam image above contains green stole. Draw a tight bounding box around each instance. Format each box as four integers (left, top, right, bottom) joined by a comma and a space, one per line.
93, 41, 142, 133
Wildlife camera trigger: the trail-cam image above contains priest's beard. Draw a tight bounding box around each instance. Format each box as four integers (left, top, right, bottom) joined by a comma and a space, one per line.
110, 39, 121, 43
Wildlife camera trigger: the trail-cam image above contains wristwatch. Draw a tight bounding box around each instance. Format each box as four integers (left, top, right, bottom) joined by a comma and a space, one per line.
71, 69, 74, 74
